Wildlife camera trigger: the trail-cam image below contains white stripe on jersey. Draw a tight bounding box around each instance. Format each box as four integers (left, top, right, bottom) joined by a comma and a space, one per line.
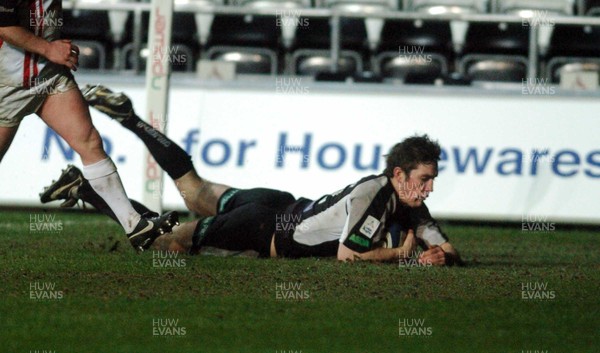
415, 221, 448, 247
292, 198, 348, 246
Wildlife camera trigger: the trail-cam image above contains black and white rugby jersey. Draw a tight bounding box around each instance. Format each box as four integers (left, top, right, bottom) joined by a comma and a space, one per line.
274, 174, 448, 258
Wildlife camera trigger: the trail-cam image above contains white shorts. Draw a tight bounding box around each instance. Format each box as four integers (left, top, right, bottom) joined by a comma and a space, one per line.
0, 68, 78, 128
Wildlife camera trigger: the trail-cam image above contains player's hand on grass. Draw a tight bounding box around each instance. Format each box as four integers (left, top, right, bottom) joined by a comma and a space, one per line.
44, 40, 79, 71
398, 229, 417, 259
418, 246, 446, 266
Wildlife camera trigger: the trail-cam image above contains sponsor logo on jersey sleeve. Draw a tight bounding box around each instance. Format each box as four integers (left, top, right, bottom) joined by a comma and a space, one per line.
348, 234, 370, 248
359, 215, 380, 239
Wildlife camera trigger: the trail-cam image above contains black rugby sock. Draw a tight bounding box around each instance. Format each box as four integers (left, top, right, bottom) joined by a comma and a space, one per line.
121, 114, 194, 180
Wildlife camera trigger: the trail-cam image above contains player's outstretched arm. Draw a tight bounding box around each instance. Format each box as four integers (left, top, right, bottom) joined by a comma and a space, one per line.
418, 242, 464, 266
410, 204, 463, 266
440, 242, 464, 266
337, 229, 418, 262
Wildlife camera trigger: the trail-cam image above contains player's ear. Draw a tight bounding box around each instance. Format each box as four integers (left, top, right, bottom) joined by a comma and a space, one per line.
393, 166, 406, 181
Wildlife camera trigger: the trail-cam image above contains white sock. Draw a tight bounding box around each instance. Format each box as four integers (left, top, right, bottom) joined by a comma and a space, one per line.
82, 158, 141, 233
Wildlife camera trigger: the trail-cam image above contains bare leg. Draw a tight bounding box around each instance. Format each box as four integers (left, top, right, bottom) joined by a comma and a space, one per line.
152, 220, 199, 253
37, 88, 106, 164
38, 88, 143, 234
0, 125, 20, 162
174, 169, 231, 217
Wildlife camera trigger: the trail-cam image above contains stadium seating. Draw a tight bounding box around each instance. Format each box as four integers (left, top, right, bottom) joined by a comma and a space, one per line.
121, 10, 199, 71
290, 17, 368, 76
497, 0, 575, 16
585, 0, 600, 14
460, 22, 529, 82
62, 8, 112, 69
242, 0, 308, 50
545, 24, 600, 83
375, 20, 452, 81
62, 0, 145, 69
106, 0, 137, 51
410, 0, 489, 14
123, 45, 196, 72
57, 0, 600, 90
242, 0, 310, 8
323, 0, 397, 11
73, 40, 107, 70
205, 15, 282, 74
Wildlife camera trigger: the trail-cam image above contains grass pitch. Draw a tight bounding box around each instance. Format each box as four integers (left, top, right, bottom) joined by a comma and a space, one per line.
0, 209, 598, 353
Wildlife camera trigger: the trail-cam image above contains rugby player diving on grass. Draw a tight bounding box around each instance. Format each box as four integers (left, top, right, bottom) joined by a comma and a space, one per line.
41, 85, 463, 265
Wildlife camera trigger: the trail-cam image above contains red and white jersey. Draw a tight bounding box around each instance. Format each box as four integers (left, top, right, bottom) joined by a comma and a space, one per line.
0, 0, 63, 88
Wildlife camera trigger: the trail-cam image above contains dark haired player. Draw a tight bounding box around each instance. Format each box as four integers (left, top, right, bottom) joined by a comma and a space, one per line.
0, 1, 178, 250
43, 85, 463, 265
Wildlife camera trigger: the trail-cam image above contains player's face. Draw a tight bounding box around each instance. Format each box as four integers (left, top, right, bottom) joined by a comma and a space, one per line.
394, 163, 437, 208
